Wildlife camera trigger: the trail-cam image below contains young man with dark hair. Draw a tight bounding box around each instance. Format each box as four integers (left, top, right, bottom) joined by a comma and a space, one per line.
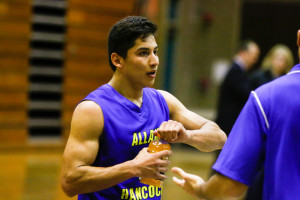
61, 16, 226, 200
107, 16, 157, 71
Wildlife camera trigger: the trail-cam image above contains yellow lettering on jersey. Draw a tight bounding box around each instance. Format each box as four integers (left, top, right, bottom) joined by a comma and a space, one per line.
149, 186, 155, 198
138, 132, 143, 145
143, 131, 148, 144
142, 186, 148, 198
148, 130, 154, 143
135, 187, 142, 200
129, 188, 136, 200
121, 188, 129, 199
156, 186, 161, 196
120, 185, 162, 199
132, 133, 138, 146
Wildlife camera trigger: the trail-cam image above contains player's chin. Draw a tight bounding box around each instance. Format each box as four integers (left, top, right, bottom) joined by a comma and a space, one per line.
143, 79, 156, 88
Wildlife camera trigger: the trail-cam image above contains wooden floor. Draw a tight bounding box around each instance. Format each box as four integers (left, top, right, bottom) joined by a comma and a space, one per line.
0, 145, 217, 200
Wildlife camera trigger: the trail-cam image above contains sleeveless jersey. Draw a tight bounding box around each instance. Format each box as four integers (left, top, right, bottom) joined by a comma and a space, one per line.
78, 84, 170, 200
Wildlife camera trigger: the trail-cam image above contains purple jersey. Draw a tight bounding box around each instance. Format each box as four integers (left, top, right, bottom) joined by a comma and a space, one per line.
213, 64, 300, 199
78, 84, 169, 200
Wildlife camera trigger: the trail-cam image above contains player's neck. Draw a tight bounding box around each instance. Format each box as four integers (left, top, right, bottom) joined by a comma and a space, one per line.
108, 76, 143, 107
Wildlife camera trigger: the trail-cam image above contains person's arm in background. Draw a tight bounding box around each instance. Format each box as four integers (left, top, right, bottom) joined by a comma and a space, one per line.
157, 90, 226, 152
60, 101, 172, 197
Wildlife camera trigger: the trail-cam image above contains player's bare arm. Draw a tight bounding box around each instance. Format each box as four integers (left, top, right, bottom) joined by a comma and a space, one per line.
172, 167, 247, 200
60, 101, 171, 197
158, 90, 226, 152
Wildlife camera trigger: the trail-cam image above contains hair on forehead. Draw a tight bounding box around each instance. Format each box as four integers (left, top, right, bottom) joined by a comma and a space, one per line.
108, 16, 157, 71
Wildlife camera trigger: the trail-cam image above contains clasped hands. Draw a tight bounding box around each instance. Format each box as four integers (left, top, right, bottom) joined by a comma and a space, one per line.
134, 120, 188, 180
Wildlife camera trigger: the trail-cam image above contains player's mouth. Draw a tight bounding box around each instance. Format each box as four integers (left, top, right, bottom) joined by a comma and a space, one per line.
146, 70, 157, 78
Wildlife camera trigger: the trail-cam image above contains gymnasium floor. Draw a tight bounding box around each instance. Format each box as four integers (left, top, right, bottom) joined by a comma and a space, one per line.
0, 145, 216, 200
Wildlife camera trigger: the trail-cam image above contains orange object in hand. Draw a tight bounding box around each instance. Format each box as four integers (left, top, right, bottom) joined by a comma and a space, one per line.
140, 135, 171, 188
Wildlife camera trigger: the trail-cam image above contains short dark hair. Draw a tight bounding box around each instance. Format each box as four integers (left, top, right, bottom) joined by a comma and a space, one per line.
108, 16, 157, 71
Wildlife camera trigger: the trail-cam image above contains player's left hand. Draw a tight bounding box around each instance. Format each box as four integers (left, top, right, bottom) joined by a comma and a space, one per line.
155, 120, 189, 143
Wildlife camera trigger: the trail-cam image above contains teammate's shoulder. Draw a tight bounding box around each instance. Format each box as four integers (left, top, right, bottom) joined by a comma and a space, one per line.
253, 74, 290, 102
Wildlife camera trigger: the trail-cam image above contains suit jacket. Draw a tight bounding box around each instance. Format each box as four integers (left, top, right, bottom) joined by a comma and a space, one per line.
215, 62, 252, 135
250, 69, 275, 90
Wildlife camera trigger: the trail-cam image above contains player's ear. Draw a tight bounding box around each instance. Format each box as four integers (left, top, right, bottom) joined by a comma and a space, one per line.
111, 53, 123, 69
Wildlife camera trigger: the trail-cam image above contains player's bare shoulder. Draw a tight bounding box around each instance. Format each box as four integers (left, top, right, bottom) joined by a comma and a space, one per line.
157, 89, 174, 103
70, 100, 104, 139
158, 89, 185, 108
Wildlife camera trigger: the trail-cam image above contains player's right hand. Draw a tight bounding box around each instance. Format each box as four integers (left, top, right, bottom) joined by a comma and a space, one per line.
133, 148, 172, 180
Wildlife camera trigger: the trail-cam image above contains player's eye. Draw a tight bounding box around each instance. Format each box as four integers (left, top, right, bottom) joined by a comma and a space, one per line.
139, 51, 149, 56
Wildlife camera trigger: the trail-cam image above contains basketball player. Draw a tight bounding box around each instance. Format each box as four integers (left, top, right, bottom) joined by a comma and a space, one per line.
60, 16, 226, 199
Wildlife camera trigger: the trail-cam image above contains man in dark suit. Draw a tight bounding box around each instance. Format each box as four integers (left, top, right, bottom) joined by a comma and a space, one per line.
215, 40, 260, 135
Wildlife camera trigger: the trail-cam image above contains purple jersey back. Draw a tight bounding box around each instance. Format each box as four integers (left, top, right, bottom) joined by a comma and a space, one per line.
213, 64, 300, 199
78, 84, 169, 200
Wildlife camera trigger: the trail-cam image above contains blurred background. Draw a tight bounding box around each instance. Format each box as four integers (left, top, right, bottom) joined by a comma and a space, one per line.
0, 0, 299, 199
